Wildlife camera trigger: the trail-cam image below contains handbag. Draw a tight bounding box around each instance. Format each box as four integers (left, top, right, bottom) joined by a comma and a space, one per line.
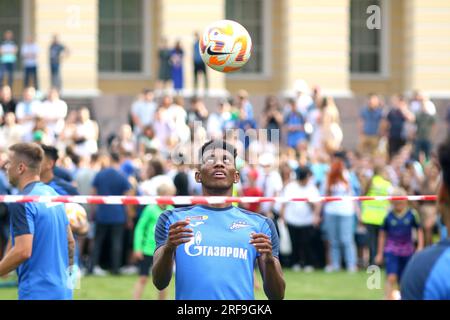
277, 219, 292, 255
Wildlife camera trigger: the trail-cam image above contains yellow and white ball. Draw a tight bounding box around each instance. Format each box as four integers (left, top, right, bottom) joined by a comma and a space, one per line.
200, 19, 252, 73
65, 203, 88, 228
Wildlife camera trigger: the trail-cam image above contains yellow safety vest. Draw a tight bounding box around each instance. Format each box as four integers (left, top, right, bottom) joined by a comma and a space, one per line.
361, 175, 392, 226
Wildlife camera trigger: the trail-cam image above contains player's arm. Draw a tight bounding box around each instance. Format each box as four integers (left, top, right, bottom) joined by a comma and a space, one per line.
5, 237, 12, 256
67, 225, 75, 266
0, 234, 33, 276
256, 245, 285, 300
152, 218, 192, 290
0, 203, 36, 276
71, 221, 89, 236
252, 220, 285, 300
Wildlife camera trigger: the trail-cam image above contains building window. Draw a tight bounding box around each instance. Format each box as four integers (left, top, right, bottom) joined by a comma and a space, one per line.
98, 0, 144, 73
350, 0, 385, 75
225, 0, 266, 75
0, 0, 22, 71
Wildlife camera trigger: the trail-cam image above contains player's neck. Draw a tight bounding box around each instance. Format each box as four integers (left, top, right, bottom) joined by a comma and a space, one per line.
202, 187, 233, 208
40, 171, 53, 184
19, 175, 40, 191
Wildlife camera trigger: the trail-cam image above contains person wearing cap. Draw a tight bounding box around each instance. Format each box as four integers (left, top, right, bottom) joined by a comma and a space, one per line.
280, 166, 321, 272
241, 168, 264, 213
257, 152, 283, 220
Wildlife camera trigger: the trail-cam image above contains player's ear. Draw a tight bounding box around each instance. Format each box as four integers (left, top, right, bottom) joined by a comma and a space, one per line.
234, 171, 240, 184
195, 171, 201, 183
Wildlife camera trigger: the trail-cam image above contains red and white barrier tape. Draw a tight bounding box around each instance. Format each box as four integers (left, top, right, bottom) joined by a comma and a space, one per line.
0, 195, 438, 205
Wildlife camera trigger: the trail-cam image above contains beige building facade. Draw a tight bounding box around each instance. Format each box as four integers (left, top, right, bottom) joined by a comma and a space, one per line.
2, 0, 449, 99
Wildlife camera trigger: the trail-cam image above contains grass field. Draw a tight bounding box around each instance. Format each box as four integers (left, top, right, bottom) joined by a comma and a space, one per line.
0, 270, 385, 300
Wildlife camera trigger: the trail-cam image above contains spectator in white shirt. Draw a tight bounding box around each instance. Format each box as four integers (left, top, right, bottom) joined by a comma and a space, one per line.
74, 107, 99, 158
130, 88, 157, 136
21, 36, 40, 90
257, 153, 283, 218
166, 96, 190, 143
280, 166, 321, 271
40, 88, 68, 139
0, 112, 24, 151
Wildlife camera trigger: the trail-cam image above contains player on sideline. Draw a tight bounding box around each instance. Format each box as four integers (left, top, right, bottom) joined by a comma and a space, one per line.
0, 143, 74, 299
400, 139, 450, 299
152, 139, 285, 300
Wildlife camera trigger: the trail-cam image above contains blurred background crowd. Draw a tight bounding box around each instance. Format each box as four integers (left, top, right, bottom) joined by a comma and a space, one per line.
1, 67, 449, 276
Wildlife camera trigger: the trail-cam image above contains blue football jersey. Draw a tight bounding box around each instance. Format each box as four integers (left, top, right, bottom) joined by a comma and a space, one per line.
8, 181, 72, 300
155, 205, 279, 300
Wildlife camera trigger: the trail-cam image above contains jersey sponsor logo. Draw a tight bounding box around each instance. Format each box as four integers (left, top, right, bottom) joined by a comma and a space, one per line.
230, 220, 251, 230
188, 215, 208, 221
184, 231, 248, 260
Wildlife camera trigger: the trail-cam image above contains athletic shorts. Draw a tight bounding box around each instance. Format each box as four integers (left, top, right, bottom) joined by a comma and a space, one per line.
384, 252, 411, 280
138, 255, 154, 276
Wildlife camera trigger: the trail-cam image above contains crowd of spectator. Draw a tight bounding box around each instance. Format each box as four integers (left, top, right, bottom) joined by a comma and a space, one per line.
0, 76, 449, 281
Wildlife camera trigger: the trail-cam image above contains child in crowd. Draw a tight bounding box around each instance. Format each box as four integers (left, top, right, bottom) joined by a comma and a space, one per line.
375, 188, 424, 300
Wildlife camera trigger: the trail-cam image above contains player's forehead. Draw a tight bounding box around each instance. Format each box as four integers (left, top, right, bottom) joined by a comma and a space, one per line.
202, 148, 234, 159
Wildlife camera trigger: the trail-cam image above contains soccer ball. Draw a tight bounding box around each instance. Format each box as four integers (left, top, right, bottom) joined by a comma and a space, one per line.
65, 203, 88, 228
199, 19, 252, 73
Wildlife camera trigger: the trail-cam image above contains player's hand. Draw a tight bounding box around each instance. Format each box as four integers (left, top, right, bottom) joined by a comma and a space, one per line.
375, 254, 383, 265
133, 251, 144, 262
166, 219, 193, 250
250, 232, 274, 262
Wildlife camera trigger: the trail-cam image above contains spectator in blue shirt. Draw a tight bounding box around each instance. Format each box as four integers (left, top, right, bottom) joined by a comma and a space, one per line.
401, 138, 450, 299
358, 93, 384, 156
284, 98, 306, 150
89, 152, 133, 275
383, 94, 415, 160
0, 30, 18, 89
49, 34, 69, 92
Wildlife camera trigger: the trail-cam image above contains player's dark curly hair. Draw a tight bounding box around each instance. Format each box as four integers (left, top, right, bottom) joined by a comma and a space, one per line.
438, 138, 450, 188
199, 140, 237, 165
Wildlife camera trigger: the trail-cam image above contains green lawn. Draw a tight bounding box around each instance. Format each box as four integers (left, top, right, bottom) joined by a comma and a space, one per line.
0, 270, 385, 300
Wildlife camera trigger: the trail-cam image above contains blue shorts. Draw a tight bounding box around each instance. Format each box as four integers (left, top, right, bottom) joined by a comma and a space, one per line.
384, 253, 411, 280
